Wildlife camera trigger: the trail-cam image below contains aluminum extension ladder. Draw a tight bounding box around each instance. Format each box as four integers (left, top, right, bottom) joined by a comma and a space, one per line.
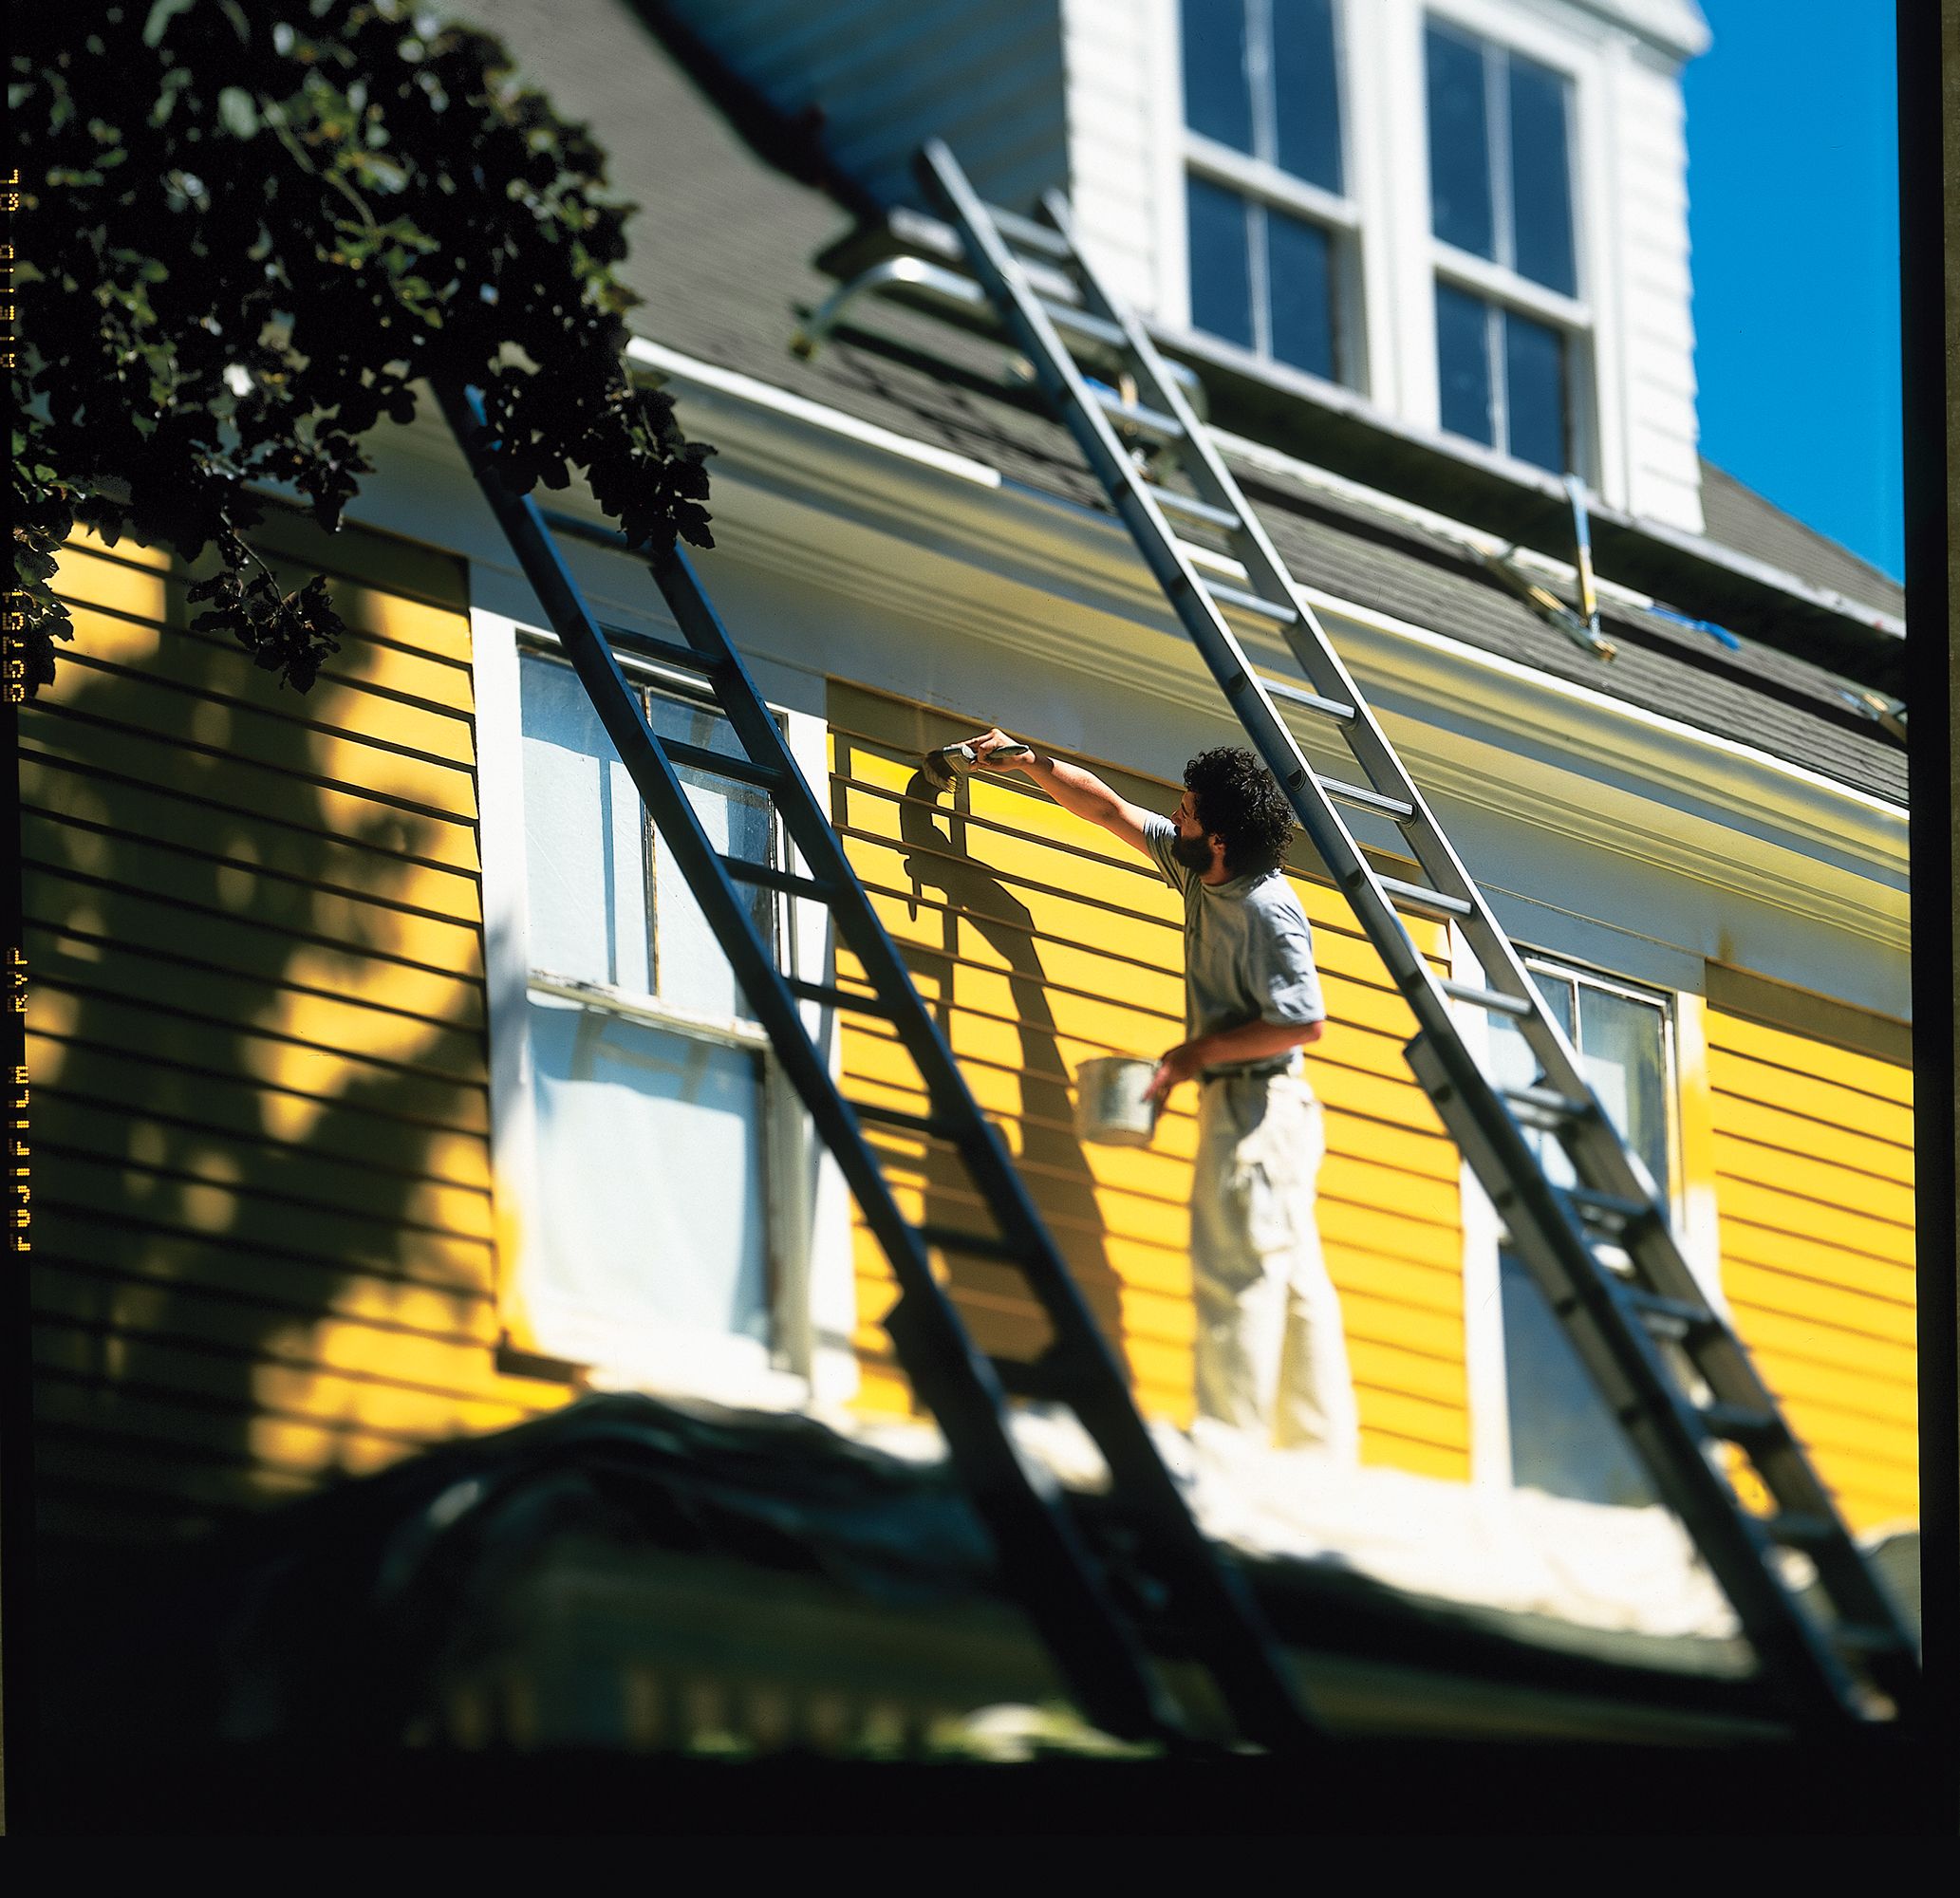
439, 381, 1320, 1752
913, 138, 1921, 1733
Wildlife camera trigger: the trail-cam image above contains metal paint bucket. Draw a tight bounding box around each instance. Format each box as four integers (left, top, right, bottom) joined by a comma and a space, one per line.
1074, 1055, 1161, 1147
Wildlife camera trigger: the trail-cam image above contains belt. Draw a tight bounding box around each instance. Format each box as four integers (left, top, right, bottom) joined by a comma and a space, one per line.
1199, 1060, 1294, 1084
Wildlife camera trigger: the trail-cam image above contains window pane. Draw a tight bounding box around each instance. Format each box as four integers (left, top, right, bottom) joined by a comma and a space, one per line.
1182, 0, 1253, 153
1503, 307, 1568, 473
1186, 175, 1256, 349
1500, 1248, 1661, 1506
1426, 22, 1493, 257
1435, 282, 1493, 446
1576, 985, 1671, 1198
1273, 0, 1343, 192
520, 653, 649, 993
1266, 206, 1335, 380
1508, 52, 1577, 295
527, 995, 770, 1345
644, 694, 773, 1019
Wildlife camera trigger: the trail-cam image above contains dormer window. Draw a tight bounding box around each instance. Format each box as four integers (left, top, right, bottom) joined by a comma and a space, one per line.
1424, 18, 1587, 474
1178, 0, 1357, 387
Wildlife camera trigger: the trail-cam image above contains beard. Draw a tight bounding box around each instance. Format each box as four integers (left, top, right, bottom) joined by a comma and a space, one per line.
1170, 831, 1215, 871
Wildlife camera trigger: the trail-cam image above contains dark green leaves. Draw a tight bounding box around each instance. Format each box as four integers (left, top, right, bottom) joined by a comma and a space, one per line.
11, 0, 714, 698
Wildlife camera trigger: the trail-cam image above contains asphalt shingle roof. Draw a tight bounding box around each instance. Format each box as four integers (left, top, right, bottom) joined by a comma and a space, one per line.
457, 0, 1906, 808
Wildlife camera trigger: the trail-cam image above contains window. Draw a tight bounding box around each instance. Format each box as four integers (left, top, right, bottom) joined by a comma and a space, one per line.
1484, 958, 1674, 1507
1424, 18, 1583, 473
1179, 0, 1355, 384
516, 647, 781, 1369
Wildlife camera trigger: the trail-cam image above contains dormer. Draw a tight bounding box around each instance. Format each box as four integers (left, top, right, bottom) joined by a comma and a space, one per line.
663, 0, 1712, 531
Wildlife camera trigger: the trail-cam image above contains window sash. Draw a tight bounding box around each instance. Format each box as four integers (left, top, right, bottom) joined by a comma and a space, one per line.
1181, 0, 1345, 195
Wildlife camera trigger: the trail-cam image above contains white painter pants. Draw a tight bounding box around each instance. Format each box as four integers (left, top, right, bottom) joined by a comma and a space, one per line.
1190, 1071, 1360, 1460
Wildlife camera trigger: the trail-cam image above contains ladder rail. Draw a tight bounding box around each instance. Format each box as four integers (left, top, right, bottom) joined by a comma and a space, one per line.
439, 381, 1323, 1752
916, 140, 1922, 1728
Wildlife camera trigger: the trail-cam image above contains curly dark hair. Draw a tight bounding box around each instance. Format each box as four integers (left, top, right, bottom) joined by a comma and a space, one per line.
1185, 747, 1296, 876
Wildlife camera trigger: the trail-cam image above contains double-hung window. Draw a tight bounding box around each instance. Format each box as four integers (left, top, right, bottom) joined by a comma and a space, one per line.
1179, 0, 1356, 386
515, 644, 782, 1379
1425, 18, 1585, 474
1484, 956, 1675, 1506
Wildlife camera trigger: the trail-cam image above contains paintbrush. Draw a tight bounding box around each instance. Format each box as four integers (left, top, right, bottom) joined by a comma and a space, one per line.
920, 739, 1033, 792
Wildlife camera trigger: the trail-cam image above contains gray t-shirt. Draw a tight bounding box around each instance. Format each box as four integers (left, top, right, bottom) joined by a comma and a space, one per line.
1143, 814, 1326, 1078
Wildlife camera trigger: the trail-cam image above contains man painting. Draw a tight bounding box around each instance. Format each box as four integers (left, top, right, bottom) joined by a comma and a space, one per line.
964, 731, 1359, 1460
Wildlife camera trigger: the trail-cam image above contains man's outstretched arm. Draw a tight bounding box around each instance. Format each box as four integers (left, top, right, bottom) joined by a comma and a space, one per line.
962, 728, 1158, 858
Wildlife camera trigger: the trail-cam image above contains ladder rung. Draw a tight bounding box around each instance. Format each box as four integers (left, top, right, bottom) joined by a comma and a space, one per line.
990, 1349, 1077, 1403
720, 857, 838, 903
1091, 385, 1183, 438
1832, 1623, 1908, 1655
986, 201, 1073, 260
1260, 676, 1356, 722
1201, 578, 1299, 626
1439, 979, 1534, 1018
786, 977, 894, 1018
1375, 875, 1473, 920
1503, 1081, 1592, 1121
1146, 484, 1241, 533
662, 737, 784, 790
1760, 1512, 1839, 1550
1619, 1286, 1715, 1339
1314, 774, 1414, 822
1040, 298, 1127, 350
1699, 1402, 1783, 1445
1565, 1184, 1653, 1225
917, 1222, 1026, 1263
596, 621, 720, 677
855, 1100, 961, 1143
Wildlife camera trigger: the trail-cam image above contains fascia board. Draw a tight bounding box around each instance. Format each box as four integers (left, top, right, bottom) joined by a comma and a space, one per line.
639, 348, 1906, 887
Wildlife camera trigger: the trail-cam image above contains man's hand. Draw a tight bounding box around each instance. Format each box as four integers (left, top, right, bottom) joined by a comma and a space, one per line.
1145, 1040, 1205, 1105
963, 728, 1036, 772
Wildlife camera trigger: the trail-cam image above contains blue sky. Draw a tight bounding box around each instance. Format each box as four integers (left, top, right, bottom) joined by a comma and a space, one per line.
1682, 2, 1902, 579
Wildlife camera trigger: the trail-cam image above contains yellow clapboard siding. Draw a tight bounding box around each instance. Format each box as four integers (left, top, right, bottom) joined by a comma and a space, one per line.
34, 648, 478, 821
34, 1430, 319, 1512
28, 1032, 493, 1190
22, 898, 485, 1036
31, 1275, 565, 1413
1717, 1217, 1915, 1309
34, 1374, 483, 1484
25, 928, 486, 1086
1708, 1045, 1914, 1149
33, 1224, 497, 1342
1725, 1302, 1915, 1386
1708, 1090, 1913, 1188
18, 754, 485, 941
51, 592, 476, 762
1723, 1259, 1914, 1347
33, 1322, 550, 1443
1354, 1384, 1469, 1453
55, 545, 476, 707
1706, 1010, 1913, 1107
1713, 1166, 1913, 1266
18, 723, 480, 873
1365, 1435, 1469, 1481
34, 1147, 495, 1291
35, 1095, 495, 1242
1755, 1351, 1920, 1430
22, 828, 487, 979
28, 984, 489, 1134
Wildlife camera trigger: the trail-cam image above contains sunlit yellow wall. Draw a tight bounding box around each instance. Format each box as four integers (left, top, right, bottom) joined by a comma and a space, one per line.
827, 682, 1467, 1479
1708, 1009, 1915, 1535
25, 511, 567, 1554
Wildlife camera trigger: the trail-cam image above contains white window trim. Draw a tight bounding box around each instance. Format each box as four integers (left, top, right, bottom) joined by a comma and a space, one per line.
1450, 930, 1721, 1495
1412, 0, 1622, 492
471, 598, 858, 1414
1169, 0, 1369, 391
